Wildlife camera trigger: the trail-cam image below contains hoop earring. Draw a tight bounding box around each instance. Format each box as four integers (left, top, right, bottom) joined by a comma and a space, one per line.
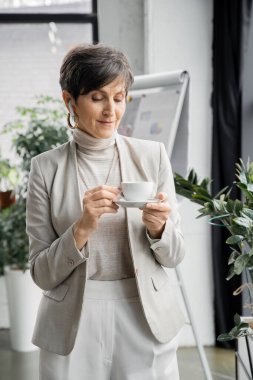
67, 113, 79, 130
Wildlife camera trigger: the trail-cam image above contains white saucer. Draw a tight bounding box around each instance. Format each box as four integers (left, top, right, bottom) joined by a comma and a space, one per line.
116, 198, 160, 208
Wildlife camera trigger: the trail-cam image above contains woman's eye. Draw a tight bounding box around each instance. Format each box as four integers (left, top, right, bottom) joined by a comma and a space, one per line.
92, 95, 103, 101
114, 98, 123, 103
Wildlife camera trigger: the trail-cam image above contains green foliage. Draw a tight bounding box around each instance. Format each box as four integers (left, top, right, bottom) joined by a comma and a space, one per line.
174, 169, 213, 207
217, 314, 251, 342
0, 156, 19, 191
1, 198, 28, 271
0, 95, 70, 271
3, 95, 69, 178
174, 160, 253, 341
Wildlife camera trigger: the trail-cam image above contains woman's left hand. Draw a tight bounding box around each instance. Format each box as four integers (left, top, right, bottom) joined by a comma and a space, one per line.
142, 192, 171, 239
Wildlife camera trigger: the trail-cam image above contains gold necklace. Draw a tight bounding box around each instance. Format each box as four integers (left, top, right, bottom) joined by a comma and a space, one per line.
78, 145, 118, 190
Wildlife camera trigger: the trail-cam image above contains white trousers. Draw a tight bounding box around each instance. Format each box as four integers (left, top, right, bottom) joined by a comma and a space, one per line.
40, 278, 180, 380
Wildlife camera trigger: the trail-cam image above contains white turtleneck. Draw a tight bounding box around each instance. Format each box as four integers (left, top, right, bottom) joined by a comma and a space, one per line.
73, 128, 135, 280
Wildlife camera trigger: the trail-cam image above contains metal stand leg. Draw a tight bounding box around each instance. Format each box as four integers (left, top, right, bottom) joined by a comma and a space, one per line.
175, 266, 213, 380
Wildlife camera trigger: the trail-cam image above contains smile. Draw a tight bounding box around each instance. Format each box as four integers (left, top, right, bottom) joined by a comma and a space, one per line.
97, 120, 115, 125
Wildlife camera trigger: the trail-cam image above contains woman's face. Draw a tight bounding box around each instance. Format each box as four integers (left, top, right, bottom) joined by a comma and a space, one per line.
74, 77, 127, 139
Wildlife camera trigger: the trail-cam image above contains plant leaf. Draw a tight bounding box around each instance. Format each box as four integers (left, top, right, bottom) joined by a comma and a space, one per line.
226, 266, 236, 281
234, 313, 241, 325
242, 208, 253, 220
233, 217, 253, 229
234, 255, 250, 275
217, 333, 234, 342
226, 235, 244, 245
228, 250, 240, 265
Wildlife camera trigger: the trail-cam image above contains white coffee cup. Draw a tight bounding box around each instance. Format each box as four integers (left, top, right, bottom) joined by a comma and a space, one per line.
121, 181, 154, 201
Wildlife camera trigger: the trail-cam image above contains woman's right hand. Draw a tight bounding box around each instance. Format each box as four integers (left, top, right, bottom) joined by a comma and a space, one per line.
73, 185, 121, 250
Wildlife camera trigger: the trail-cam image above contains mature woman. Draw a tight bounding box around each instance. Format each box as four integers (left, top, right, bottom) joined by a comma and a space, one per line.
26, 43, 185, 380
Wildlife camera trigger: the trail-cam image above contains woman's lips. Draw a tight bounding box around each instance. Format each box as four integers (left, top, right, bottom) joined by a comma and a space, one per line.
97, 120, 115, 125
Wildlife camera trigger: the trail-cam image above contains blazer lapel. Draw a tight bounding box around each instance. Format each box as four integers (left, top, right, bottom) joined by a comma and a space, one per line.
51, 140, 83, 235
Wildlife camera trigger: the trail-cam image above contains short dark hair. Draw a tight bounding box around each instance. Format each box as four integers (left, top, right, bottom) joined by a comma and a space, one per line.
59, 43, 134, 101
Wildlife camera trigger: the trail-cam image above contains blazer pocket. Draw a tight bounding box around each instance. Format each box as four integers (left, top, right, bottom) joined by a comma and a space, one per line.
151, 268, 169, 291
43, 283, 69, 302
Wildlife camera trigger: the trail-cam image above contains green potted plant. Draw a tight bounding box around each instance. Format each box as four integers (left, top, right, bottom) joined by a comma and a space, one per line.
174, 160, 253, 376
0, 95, 70, 351
1, 95, 69, 269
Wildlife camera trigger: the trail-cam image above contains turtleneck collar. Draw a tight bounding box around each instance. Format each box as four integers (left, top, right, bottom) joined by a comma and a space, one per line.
72, 128, 117, 151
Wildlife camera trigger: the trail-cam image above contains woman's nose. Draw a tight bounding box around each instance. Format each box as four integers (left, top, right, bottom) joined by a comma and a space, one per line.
103, 100, 114, 116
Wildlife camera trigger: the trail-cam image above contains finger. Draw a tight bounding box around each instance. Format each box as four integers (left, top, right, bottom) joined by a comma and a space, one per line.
85, 185, 121, 196
144, 202, 170, 212
86, 189, 121, 202
143, 210, 168, 223
143, 211, 169, 222
85, 204, 119, 218
142, 213, 164, 227
142, 207, 169, 226
99, 206, 119, 214
155, 192, 168, 201
86, 198, 119, 209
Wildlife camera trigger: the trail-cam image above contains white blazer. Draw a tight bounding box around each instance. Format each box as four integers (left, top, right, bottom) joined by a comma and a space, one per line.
26, 134, 186, 355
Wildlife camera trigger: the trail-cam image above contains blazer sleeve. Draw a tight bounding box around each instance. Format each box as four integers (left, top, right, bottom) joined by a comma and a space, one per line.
148, 143, 185, 268
26, 157, 87, 291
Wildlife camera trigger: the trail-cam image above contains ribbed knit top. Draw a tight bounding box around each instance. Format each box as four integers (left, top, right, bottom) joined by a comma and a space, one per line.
73, 128, 135, 280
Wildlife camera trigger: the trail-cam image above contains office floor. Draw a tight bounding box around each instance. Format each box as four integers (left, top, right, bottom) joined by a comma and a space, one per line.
0, 329, 235, 380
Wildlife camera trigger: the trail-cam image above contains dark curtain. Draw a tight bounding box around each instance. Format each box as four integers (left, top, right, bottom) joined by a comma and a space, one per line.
212, 0, 252, 348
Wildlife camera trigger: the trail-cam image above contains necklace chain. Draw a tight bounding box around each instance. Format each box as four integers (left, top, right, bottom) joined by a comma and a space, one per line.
78, 145, 118, 190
